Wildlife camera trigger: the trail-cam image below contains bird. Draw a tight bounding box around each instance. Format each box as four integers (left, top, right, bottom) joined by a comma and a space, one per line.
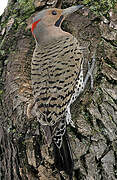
30, 5, 95, 177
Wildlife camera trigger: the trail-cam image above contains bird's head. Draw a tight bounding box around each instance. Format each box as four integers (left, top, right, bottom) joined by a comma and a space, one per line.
31, 5, 83, 44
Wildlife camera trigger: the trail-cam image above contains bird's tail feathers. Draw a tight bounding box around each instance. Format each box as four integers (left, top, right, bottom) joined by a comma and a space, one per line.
52, 119, 66, 148
42, 119, 74, 177
53, 129, 73, 177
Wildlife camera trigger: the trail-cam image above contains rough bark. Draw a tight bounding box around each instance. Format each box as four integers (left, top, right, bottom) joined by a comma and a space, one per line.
0, 0, 117, 179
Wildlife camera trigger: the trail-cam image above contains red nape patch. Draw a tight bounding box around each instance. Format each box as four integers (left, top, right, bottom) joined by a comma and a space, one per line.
31, 19, 41, 33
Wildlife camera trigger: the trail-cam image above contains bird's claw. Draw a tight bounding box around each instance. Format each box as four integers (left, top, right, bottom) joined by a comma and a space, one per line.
84, 54, 96, 90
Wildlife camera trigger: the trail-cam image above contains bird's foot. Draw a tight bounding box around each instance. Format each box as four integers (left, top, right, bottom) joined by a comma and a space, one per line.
83, 54, 96, 90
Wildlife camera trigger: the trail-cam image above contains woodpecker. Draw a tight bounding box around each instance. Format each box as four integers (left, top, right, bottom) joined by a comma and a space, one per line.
31, 5, 95, 176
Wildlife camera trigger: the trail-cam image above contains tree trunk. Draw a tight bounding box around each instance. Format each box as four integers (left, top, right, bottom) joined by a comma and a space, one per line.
0, 0, 117, 179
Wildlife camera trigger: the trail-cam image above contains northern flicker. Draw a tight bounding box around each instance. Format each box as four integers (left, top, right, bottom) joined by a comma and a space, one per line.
30, 5, 95, 176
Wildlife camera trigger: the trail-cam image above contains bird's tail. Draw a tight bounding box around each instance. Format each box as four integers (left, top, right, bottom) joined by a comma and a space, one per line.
42, 118, 73, 177
53, 131, 74, 177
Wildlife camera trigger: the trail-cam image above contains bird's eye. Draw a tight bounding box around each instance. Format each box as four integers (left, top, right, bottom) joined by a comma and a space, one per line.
52, 10, 57, 15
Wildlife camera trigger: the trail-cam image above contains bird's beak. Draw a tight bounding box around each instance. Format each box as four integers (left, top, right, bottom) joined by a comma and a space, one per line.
62, 5, 83, 16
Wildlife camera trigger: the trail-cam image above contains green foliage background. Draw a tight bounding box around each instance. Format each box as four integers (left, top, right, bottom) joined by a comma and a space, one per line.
83, 0, 117, 16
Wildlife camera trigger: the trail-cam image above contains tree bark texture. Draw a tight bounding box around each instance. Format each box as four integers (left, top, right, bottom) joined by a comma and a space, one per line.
0, 0, 117, 179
